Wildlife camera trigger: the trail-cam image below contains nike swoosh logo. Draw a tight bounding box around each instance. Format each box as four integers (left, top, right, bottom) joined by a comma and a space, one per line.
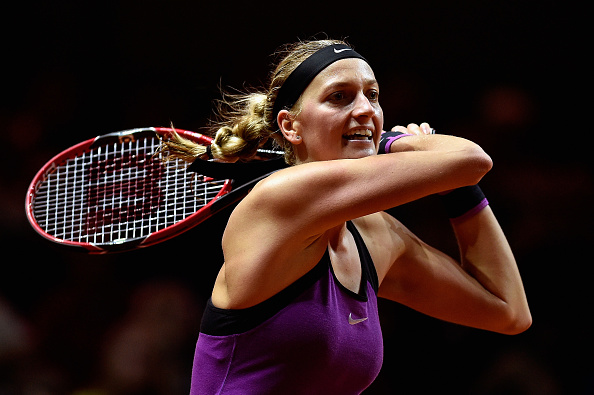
334, 48, 352, 54
348, 313, 368, 325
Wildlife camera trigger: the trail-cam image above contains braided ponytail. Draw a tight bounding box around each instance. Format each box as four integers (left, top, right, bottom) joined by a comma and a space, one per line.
210, 92, 277, 161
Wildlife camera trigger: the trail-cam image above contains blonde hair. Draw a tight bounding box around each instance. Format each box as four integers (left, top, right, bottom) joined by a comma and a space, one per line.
161, 39, 348, 166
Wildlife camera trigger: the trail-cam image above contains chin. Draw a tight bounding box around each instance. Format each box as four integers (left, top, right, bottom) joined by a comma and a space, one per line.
345, 148, 376, 159
342, 139, 376, 158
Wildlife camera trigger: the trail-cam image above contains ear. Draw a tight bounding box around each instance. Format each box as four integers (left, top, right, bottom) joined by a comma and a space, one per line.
278, 109, 303, 144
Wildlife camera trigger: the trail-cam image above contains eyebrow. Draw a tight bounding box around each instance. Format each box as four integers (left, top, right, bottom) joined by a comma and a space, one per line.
323, 78, 379, 91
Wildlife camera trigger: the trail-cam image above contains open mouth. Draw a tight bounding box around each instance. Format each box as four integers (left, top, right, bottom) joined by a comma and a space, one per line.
343, 129, 373, 141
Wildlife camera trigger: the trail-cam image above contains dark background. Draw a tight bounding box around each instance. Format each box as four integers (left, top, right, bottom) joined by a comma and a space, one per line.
1, 1, 591, 394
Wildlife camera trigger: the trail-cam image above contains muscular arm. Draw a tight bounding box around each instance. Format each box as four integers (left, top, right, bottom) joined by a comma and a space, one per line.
372, 126, 530, 333
267, 133, 491, 234
451, 206, 531, 333
377, 207, 531, 335
216, 132, 492, 309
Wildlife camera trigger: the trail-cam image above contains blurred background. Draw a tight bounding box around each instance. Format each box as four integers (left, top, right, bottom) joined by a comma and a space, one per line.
1, 0, 591, 394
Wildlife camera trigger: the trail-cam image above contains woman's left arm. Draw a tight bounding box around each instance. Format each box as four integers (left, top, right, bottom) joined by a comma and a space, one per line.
376, 207, 532, 335
450, 205, 531, 333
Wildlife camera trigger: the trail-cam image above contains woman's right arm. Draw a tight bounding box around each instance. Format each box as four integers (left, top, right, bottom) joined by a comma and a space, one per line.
216, 127, 491, 307
273, 131, 492, 234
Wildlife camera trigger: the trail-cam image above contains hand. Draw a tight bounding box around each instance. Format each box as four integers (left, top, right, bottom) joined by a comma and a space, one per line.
391, 122, 434, 136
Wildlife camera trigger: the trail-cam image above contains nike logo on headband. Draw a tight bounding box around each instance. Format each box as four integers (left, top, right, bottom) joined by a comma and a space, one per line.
272, 45, 366, 128
334, 47, 352, 54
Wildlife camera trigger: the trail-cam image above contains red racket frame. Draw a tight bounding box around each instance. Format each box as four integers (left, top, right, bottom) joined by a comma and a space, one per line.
25, 127, 232, 253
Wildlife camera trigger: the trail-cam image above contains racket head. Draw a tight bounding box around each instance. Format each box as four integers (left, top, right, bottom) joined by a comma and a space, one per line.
25, 127, 232, 254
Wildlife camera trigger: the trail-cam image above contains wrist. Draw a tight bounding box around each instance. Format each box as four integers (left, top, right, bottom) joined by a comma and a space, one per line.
378, 131, 414, 154
439, 185, 489, 223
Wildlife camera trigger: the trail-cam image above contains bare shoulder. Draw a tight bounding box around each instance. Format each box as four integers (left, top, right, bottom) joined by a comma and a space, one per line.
215, 167, 330, 309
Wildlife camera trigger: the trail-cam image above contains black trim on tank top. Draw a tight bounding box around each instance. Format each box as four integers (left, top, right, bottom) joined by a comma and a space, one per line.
200, 221, 378, 336
346, 221, 379, 294
200, 251, 329, 336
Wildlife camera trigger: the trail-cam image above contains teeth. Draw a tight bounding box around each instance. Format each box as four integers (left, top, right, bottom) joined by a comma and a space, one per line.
344, 129, 372, 137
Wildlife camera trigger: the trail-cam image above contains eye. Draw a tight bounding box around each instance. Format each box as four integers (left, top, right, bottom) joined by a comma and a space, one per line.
329, 91, 346, 102
367, 89, 379, 102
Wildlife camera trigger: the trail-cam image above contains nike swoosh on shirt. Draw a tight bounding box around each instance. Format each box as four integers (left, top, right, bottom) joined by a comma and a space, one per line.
334, 48, 352, 54
348, 313, 368, 325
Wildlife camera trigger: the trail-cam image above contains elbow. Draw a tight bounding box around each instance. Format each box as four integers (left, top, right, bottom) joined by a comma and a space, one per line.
498, 305, 533, 335
462, 144, 493, 185
476, 148, 493, 174
502, 314, 532, 335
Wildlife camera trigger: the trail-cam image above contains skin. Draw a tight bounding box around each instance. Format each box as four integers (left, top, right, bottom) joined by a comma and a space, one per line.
210, 58, 532, 335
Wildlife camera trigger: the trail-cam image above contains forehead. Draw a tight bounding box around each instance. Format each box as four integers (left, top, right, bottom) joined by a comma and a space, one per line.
310, 58, 377, 88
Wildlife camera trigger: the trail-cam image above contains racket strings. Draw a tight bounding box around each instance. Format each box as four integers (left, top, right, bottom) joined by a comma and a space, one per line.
31, 137, 226, 245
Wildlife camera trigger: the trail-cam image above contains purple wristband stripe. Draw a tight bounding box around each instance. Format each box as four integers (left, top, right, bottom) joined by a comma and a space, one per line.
383, 133, 413, 153
449, 198, 489, 224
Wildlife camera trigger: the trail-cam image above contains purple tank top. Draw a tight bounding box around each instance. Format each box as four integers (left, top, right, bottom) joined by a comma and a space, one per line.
190, 221, 383, 394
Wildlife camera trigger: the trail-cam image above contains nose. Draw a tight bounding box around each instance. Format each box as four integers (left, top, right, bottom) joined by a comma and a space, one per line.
352, 92, 375, 118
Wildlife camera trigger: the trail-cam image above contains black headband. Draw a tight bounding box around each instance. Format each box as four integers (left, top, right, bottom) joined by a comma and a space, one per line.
272, 44, 367, 129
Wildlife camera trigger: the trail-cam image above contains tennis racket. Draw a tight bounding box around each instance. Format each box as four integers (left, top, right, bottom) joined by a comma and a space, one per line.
25, 127, 286, 254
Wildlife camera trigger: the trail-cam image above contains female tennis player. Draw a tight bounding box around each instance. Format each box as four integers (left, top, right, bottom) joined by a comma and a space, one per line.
164, 39, 531, 394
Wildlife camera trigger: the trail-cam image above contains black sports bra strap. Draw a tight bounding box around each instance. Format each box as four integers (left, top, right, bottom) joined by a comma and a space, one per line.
346, 221, 379, 294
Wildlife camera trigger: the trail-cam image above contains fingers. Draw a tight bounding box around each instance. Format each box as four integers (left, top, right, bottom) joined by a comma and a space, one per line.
391, 123, 434, 136
390, 125, 410, 134
420, 123, 434, 134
